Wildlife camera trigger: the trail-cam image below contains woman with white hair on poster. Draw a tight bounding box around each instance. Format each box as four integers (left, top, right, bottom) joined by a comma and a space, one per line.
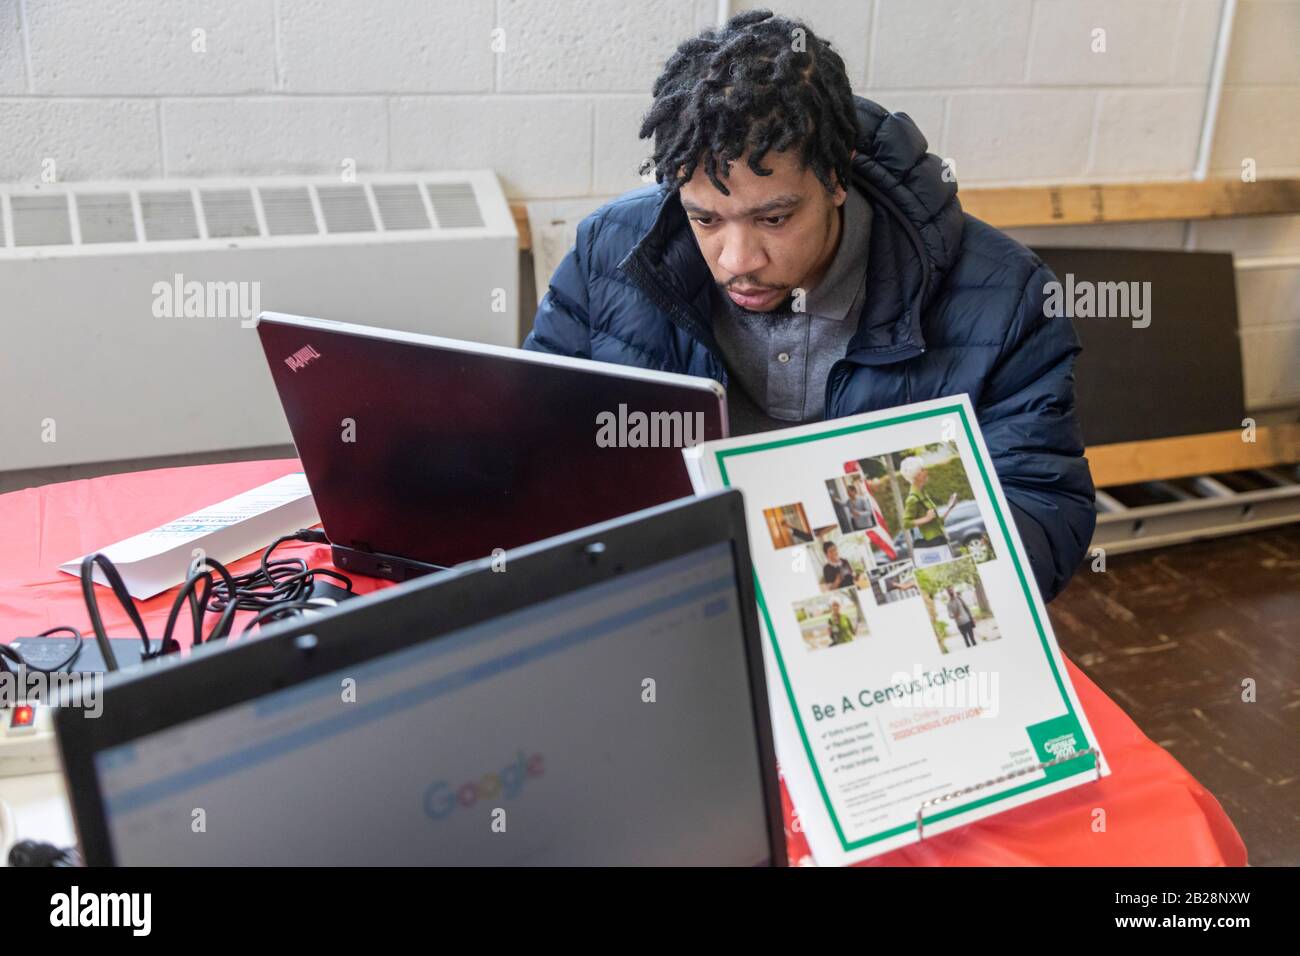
900, 455, 959, 566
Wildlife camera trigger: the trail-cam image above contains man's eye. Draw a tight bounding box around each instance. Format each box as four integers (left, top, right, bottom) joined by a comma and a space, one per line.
760, 215, 788, 226
691, 217, 716, 227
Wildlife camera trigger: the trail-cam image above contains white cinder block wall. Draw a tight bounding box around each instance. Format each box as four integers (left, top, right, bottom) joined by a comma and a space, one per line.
1, 0, 1297, 407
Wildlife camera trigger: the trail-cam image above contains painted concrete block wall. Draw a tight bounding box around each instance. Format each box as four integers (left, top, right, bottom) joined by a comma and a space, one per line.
0, 0, 1246, 193
1206, 0, 1300, 410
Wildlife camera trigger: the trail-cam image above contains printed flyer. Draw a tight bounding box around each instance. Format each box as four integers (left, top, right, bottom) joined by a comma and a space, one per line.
684, 394, 1109, 865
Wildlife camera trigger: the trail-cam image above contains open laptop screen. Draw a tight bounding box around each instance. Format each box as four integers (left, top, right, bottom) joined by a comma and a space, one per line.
91, 541, 772, 865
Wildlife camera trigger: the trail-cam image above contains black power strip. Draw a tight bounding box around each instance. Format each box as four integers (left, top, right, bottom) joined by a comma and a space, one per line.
6, 638, 149, 673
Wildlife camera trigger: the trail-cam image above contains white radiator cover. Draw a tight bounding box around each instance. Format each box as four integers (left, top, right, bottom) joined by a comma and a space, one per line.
1, 171, 518, 472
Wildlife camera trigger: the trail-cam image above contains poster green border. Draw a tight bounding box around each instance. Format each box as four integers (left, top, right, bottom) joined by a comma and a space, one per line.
715, 403, 1094, 851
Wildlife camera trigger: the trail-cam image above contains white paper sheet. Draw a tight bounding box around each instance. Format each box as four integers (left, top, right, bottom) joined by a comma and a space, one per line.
58, 472, 320, 600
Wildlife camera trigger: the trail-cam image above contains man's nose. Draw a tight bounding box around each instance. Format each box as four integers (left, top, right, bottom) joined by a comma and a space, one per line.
716, 228, 766, 280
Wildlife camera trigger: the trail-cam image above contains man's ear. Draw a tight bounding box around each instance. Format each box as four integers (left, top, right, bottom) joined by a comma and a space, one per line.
833, 151, 857, 203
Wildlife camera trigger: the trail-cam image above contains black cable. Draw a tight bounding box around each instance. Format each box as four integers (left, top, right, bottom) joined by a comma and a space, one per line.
206, 530, 353, 618
0, 626, 85, 676
39, 626, 85, 671
162, 555, 241, 648
239, 599, 338, 635
5, 530, 351, 673
79, 553, 151, 671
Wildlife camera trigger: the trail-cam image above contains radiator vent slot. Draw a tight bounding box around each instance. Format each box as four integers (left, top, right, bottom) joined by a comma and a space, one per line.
201, 188, 259, 238
76, 193, 136, 244
317, 184, 375, 234
373, 183, 430, 231
260, 186, 317, 236
140, 190, 199, 241
12, 195, 72, 247
427, 182, 484, 228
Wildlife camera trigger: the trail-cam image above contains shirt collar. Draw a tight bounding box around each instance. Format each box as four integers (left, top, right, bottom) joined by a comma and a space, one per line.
803, 183, 871, 322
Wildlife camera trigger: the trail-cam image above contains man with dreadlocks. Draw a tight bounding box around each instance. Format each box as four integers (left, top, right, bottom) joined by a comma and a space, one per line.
524, 9, 1094, 604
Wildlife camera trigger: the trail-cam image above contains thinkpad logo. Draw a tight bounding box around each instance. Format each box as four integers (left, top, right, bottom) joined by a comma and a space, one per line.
284, 344, 322, 372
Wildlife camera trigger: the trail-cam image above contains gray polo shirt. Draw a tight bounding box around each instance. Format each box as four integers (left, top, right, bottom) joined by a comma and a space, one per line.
710, 184, 871, 435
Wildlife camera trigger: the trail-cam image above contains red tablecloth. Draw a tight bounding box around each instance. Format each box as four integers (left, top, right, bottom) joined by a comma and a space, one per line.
1, 459, 1248, 866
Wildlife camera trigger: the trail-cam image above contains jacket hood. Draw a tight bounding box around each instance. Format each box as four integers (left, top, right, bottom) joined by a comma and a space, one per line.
619, 94, 965, 364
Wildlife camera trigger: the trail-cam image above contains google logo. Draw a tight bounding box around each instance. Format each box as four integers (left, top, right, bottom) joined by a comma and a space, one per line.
424, 750, 545, 820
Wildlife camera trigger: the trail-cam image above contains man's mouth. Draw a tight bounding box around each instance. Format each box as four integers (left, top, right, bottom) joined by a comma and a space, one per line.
727, 286, 783, 308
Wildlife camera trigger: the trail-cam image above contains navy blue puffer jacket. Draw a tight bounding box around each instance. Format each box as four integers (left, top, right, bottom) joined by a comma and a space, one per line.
524, 95, 1096, 603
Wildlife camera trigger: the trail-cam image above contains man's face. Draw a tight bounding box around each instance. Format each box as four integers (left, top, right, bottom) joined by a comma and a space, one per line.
825, 544, 839, 562
678, 147, 849, 313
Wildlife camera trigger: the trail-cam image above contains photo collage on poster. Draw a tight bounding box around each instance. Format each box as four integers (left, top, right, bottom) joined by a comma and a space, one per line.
760, 442, 1003, 654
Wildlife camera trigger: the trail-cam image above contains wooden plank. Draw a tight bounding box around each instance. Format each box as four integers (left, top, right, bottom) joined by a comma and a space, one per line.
510, 177, 1300, 251
960, 178, 1300, 229
1088, 425, 1300, 487
512, 204, 532, 251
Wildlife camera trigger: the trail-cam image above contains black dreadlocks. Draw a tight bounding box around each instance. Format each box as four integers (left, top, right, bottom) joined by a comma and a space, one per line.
638, 9, 859, 197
